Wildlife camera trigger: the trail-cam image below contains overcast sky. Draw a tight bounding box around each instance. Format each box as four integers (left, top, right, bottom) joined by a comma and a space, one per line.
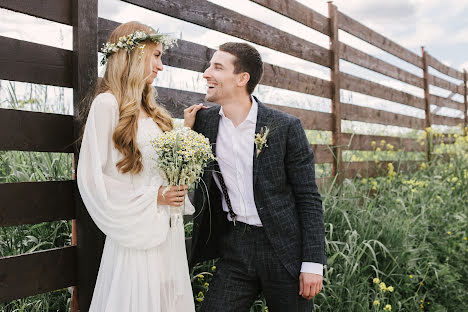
1, 0, 466, 125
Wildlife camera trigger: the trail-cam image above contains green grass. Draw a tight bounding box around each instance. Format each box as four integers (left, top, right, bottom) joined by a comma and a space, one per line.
190, 133, 468, 312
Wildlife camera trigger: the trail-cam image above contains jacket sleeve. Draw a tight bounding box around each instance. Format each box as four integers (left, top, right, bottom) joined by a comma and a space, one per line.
285, 117, 326, 265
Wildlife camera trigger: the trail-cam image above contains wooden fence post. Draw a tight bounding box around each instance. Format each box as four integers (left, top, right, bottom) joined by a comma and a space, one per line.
72, 0, 102, 311
328, 2, 344, 185
464, 70, 467, 136
421, 47, 432, 161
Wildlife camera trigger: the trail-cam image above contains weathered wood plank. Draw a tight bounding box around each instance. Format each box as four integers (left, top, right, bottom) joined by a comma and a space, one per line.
311, 144, 334, 163
428, 74, 464, 95
426, 53, 464, 81
344, 160, 421, 179
340, 43, 424, 88
266, 105, 333, 131
342, 133, 425, 152
340, 73, 426, 110
261, 63, 332, 99
0, 246, 76, 302
98, 18, 332, 99
0, 109, 74, 152
121, 0, 331, 67
328, 3, 343, 184
338, 11, 423, 68
429, 94, 465, 111
341, 102, 425, 130
0, 0, 72, 25
0, 181, 75, 227
464, 70, 468, 129
431, 114, 463, 127
0, 36, 73, 88
250, 0, 330, 35
72, 0, 100, 311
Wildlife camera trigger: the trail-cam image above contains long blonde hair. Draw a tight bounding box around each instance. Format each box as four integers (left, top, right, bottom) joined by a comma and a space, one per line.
82, 21, 173, 175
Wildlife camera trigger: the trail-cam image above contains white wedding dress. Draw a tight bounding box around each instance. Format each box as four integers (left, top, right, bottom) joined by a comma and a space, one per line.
77, 93, 195, 312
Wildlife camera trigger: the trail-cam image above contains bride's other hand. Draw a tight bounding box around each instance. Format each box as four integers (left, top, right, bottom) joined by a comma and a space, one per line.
184, 103, 206, 129
158, 185, 189, 206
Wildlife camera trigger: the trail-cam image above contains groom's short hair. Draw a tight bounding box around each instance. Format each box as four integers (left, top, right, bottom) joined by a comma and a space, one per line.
219, 42, 263, 95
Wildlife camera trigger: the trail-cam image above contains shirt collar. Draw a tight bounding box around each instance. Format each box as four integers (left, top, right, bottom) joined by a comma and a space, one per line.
219, 96, 258, 124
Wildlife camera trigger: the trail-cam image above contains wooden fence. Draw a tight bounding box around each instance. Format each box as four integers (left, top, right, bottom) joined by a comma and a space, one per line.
0, 0, 466, 310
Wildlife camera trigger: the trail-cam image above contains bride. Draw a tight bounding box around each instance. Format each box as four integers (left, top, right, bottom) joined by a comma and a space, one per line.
77, 21, 195, 311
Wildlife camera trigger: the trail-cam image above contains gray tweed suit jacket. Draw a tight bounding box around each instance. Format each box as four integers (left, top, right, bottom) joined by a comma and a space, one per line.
189, 96, 326, 278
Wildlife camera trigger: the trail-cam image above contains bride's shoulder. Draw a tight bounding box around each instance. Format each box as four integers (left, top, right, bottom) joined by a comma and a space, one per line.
91, 92, 118, 115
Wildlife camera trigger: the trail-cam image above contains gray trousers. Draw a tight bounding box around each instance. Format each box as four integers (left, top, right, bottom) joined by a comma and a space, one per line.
200, 222, 314, 312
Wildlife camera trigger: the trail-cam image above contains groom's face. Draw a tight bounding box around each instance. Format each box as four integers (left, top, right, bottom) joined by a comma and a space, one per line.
203, 50, 242, 103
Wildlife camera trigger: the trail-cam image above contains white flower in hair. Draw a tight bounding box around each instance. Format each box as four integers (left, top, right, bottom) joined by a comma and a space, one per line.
100, 29, 177, 65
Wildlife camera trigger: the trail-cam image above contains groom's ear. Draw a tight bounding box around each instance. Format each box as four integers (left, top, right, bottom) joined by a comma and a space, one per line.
237, 72, 250, 88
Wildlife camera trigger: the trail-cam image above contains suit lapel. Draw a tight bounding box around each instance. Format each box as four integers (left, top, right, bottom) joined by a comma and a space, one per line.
204, 106, 221, 157
253, 98, 272, 189
203, 106, 221, 184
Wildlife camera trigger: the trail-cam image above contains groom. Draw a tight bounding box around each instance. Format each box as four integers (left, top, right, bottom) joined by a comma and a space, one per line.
184, 42, 326, 311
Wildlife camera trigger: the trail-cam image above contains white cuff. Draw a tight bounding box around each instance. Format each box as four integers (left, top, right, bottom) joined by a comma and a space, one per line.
300, 262, 323, 276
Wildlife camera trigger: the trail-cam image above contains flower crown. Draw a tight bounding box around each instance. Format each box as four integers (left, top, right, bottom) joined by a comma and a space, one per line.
100, 30, 177, 65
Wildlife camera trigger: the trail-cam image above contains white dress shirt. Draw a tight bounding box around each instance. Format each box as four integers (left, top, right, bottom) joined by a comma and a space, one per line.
213, 97, 323, 276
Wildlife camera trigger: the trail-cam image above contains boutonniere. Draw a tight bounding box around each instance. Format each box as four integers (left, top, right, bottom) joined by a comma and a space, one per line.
254, 126, 270, 158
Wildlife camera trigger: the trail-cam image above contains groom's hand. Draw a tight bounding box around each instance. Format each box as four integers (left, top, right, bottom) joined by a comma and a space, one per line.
184, 103, 207, 129
299, 272, 323, 300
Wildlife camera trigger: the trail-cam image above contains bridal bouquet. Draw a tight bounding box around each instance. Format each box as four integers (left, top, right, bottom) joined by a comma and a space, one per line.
151, 127, 215, 193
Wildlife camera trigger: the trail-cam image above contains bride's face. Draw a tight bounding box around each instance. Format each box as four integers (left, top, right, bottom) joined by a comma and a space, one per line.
145, 43, 163, 85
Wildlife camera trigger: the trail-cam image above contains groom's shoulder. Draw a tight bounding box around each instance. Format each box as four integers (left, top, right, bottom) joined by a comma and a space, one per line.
196, 104, 219, 120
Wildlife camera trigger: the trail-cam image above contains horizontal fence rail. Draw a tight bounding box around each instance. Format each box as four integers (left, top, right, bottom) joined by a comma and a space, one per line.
0, 36, 73, 88
0, 181, 75, 227
0, 0, 73, 25
0, 108, 74, 152
0, 246, 76, 302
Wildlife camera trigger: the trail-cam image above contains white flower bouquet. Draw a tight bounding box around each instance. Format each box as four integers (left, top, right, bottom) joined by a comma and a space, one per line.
151, 127, 215, 194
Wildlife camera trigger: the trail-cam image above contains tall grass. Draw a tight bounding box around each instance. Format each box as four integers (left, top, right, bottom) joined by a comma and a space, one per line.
190, 133, 468, 312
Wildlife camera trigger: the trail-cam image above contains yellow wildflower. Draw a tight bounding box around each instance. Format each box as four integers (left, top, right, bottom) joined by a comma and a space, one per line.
383, 304, 392, 311
409, 275, 413, 278
371, 141, 376, 148
376, 147, 382, 152
447, 231, 452, 235
387, 286, 394, 292
373, 300, 380, 306
379, 282, 387, 291
464, 237, 467, 241
211, 266, 216, 271
373, 278, 380, 284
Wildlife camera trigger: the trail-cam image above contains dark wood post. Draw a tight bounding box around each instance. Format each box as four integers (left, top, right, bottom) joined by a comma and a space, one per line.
328, 2, 343, 185
464, 70, 467, 136
72, 0, 103, 311
421, 47, 432, 161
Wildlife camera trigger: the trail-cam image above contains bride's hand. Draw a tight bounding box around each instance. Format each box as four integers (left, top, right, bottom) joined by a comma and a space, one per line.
184, 103, 206, 129
158, 185, 189, 206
